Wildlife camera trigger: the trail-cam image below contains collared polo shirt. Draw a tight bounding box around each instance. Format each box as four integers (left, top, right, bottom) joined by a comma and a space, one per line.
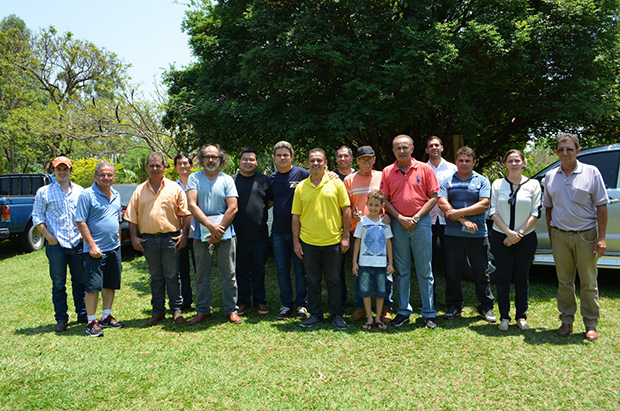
343, 170, 382, 232
543, 161, 609, 231
427, 159, 457, 225
186, 170, 238, 241
32, 181, 83, 248
439, 171, 490, 238
380, 159, 439, 217
291, 173, 350, 246
125, 177, 190, 234
76, 184, 121, 252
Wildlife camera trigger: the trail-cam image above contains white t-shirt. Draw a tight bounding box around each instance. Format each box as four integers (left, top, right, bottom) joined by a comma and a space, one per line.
353, 216, 393, 267
427, 159, 457, 224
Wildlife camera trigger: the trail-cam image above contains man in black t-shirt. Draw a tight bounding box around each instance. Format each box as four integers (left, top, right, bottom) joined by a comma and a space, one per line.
232, 148, 272, 316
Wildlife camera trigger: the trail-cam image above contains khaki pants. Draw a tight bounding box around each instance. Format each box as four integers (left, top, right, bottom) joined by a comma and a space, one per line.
550, 227, 600, 328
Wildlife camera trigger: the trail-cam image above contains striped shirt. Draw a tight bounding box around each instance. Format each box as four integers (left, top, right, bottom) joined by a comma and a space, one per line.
32, 181, 83, 248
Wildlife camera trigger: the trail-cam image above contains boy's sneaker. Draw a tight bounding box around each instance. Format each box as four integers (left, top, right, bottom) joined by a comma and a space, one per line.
331, 315, 348, 331
86, 320, 104, 337
300, 314, 323, 328
296, 307, 308, 319
100, 315, 125, 328
277, 306, 292, 320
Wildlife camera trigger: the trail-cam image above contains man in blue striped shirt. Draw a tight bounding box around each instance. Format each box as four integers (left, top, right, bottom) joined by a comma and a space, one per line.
33, 156, 87, 333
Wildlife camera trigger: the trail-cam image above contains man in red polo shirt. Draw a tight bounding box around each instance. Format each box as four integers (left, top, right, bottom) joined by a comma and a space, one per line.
381, 135, 439, 329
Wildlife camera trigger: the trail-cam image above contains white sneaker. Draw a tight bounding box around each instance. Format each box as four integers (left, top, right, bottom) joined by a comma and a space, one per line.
517, 318, 530, 331
498, 319, 510, 331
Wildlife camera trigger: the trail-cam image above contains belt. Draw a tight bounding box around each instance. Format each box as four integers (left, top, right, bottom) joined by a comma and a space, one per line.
551, 226, 594, 234
142, 231, 180, 239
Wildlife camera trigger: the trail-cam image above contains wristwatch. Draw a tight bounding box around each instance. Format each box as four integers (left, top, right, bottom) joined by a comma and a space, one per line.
518, 229, 525, 235
413, 215, 420, 223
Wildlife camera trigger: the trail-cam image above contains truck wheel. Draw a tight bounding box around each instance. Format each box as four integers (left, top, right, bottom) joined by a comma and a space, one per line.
20, 222, 44, 252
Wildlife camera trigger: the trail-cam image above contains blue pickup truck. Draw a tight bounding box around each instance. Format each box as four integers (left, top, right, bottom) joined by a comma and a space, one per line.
0, 173, 55, 252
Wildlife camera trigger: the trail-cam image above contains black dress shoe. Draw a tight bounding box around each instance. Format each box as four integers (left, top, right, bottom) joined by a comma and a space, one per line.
391, 314, 410, 327
55, 322, 68, 332
443, 306, 462, 320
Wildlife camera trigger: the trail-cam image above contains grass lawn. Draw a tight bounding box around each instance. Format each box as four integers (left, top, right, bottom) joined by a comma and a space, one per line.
1, 239, 619, 410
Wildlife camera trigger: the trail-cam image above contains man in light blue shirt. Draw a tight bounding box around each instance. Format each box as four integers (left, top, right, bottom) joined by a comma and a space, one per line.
33, 156, 86, 332
186, 144, 240, 325
76, 161, 124, 337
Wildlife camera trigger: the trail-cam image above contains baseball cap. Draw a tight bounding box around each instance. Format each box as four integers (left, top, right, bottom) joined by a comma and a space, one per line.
52, 156, 73, 168
356, 146, 375, 157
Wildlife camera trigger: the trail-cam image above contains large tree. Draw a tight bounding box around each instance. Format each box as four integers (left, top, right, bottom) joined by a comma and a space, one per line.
164, 0, 620, 167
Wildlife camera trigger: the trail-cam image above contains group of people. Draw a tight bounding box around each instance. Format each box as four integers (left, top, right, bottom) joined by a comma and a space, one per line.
33, 133, 608, 340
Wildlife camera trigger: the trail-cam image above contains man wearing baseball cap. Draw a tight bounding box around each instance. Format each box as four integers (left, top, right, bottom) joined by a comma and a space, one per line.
343, 146, 394, 323
33, 156, 87, 332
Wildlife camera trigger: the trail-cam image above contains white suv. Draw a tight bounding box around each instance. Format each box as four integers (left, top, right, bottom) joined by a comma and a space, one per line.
532, 144, 620, 269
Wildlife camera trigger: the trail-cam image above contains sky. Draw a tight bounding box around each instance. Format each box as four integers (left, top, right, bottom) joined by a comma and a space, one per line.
0, 0, 195, 97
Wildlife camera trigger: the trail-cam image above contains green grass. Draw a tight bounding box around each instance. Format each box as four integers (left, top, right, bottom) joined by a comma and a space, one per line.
1, 239, 619, 410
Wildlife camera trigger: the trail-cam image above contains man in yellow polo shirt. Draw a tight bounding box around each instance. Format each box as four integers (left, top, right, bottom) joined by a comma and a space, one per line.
292, 148, 351, 330
125, 152, 191, 326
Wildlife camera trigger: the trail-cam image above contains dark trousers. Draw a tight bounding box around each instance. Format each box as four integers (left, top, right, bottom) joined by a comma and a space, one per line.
431, 222, 446, 274
301, 242, 344, 317
179, 238, 194, 307
489, 230, 537, 321
444, 235, 495, 312
236, 239, 269, 307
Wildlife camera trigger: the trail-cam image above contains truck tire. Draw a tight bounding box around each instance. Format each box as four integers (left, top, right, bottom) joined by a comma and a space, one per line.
20, 222, 44, 252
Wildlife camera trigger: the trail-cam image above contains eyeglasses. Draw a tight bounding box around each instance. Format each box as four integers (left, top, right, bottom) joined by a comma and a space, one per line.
203, 155, 219, 160
557, 147, 575, 154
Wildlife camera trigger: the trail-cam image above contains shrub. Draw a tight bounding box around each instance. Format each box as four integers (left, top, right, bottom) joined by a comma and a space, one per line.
71, 158, 126, 187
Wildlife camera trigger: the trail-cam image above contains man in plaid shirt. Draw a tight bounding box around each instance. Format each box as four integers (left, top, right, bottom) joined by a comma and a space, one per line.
33, 156, 87, 333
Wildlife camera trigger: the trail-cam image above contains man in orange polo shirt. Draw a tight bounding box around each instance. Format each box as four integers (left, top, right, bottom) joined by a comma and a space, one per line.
125, 152, 191, 326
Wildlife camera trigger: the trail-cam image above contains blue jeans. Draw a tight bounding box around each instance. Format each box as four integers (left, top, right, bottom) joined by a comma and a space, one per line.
194, 238, 238, 315
143, 235, 182, 315
358, 266, 387, 298
46, 242, 87, 323
390, 214, 436, 318
236, 239, 268, 307
272, 232, 307, 308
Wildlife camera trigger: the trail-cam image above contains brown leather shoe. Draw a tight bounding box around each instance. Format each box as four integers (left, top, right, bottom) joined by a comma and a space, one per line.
585, 327, 598, 341
145, 314, 165, 326
55, 322, 68, 333
238, 305, 251, 316
173, 313, 185, 324
189, 313, 212, 325
350, 308, 366, 321
229, 312, 242, 324
381, 306, 393, 324
557, 322, 573, 337
256, 304, 269, 314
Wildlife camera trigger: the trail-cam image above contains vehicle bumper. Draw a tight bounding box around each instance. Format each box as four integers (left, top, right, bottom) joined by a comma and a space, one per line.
533, 251, 620, 269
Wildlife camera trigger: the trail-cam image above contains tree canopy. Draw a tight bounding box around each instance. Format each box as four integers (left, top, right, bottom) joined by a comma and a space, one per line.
164, 0, 620, 167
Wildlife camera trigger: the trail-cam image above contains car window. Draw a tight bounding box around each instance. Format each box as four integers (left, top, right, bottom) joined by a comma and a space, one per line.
578, 151, 619, 189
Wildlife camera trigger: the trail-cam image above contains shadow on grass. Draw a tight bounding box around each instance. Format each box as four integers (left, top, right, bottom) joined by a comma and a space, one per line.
469, 322, 587, 346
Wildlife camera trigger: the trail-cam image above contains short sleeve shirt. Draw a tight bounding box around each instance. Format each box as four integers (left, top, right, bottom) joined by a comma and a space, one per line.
439, 171, 491, 238
186, 171, 238, 240
124, 178, 190, 234
380, 160, 439, 216
343, 170, 382, 232
76, 184, 121, 252
291, 174, 350, 246
353, 216, 393, 267
232, 172, 270, 241
543, 161, 609, 231
268, 166, 310, 234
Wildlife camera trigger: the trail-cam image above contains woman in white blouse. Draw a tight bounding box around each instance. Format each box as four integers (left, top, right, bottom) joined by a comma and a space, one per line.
489, 150, 542, 331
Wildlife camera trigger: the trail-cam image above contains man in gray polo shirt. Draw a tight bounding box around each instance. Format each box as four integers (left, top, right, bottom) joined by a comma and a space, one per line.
544, 133, 609, 341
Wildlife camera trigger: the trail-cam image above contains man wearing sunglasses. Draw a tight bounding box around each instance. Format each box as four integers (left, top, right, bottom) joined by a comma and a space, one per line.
544, 133, 609, 341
